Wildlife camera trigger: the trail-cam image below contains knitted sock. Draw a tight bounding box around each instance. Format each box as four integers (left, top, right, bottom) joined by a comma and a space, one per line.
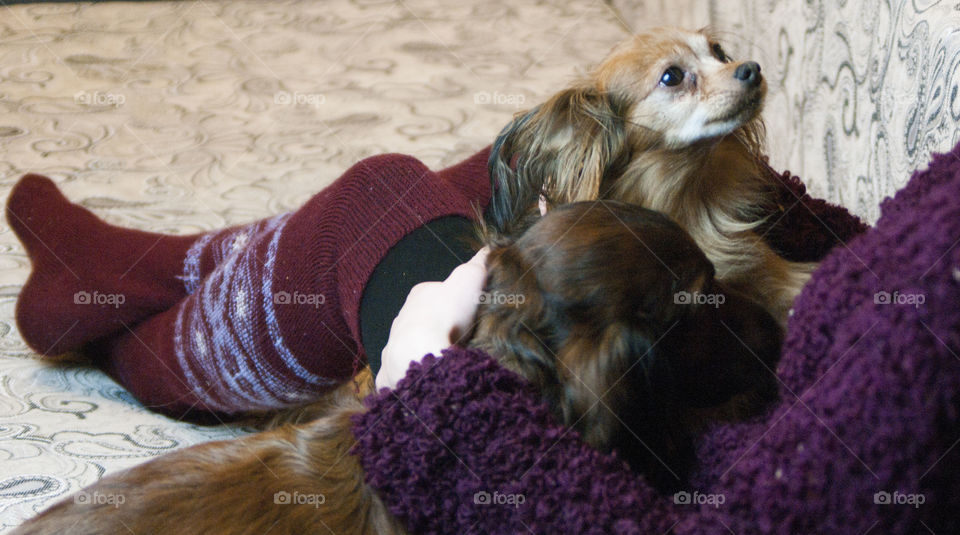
89, 210, 356, 420
6, 175, 202, 355
6, 175, 271, 356
9, 149, 491, 419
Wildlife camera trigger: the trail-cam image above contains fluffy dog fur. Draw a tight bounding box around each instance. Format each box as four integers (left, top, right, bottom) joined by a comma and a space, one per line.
14, 202, 782, 534
488, 27, 815, 324
472, 201, 782, 491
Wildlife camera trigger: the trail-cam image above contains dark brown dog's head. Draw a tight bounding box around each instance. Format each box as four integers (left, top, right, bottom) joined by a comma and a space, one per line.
472, 201, 782, 491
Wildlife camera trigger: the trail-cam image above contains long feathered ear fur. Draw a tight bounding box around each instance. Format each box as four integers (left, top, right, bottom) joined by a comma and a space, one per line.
486, 87, 632, 238
470, 244, 560, 398
557, 321, 693, 492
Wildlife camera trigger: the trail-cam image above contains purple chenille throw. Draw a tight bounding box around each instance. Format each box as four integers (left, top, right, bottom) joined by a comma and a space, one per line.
351, 145, 960, 534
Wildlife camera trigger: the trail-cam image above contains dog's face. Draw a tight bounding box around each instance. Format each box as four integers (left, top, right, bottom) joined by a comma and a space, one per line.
473, 201, 782, 491
595, 27, 766, 146
486, 28, 768, 239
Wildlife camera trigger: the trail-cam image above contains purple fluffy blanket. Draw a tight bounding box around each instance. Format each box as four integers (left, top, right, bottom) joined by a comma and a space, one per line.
351, 145, 960, 534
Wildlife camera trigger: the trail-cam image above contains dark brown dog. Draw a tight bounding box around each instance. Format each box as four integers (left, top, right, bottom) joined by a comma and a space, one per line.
474, 200, 782, 490
14, 201, 782, 534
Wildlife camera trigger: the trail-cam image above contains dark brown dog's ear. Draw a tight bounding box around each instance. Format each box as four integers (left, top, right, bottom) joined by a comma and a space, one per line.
470, 245, 559, 394
486, 87, 631, 238
559, 320, 693, 492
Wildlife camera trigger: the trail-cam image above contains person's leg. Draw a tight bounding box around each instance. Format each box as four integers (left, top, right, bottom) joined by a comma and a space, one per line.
10, 150, 492, 418
70, 153, 454, 418
7, 175, 197, 355
6, 174, 275, 356
90, 211, 353, 420
6, 179, 357, 418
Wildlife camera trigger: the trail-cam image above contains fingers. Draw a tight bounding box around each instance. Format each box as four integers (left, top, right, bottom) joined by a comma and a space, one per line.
442, 247, 489, 297
445, 247, 488, 279
375, 247, 491, 391
470, 246, 490, 267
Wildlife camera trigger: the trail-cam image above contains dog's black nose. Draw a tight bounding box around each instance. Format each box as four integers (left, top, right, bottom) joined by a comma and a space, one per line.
734, 61, 762, 87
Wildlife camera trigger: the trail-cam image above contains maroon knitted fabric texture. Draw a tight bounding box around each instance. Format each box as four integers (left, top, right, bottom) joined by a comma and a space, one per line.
7, 149, 490, 418
6, 176, 201, 355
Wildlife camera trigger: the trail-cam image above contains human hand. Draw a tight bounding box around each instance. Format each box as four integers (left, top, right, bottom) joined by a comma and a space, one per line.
375, 247, 489, 390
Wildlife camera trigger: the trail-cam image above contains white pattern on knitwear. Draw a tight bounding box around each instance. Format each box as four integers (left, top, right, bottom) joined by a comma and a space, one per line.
173, 213, 337, 411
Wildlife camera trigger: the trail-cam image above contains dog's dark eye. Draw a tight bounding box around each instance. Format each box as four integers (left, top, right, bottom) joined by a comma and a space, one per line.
660, 66, 684, 87
711, 43, 729, 63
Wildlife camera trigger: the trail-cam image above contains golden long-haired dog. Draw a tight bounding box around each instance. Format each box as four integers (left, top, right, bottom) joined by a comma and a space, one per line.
488, 27, 814, 324
14, 202, 782, 534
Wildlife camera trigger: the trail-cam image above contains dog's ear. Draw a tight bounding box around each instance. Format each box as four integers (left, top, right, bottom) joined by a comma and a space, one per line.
486, 107, 544, 239
559, 320, 693, 492
486, 87, 631, 238
556, 321, 658, 446
470, 244, 562, 398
